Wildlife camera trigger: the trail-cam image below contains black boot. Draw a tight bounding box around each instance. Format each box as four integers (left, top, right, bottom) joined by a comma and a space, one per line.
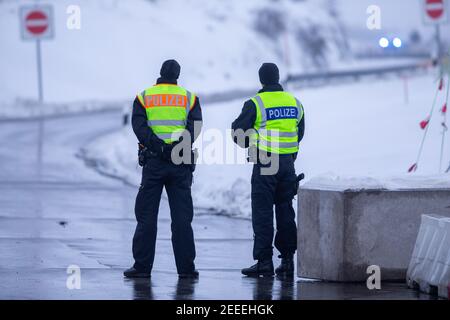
241, 260, 274, 277
178, 270, 199, 279
123, 267, 151, 278
275, 255, 294, 277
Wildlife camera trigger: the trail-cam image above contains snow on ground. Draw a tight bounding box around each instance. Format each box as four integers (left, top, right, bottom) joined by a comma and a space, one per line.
305, 173, 450, 191
82, 72, 450, 218
0, 0, 345, 106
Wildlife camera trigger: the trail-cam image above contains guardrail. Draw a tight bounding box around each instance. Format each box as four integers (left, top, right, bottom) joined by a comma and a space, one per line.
285, 60, 431, 88
200, 60, 432, 104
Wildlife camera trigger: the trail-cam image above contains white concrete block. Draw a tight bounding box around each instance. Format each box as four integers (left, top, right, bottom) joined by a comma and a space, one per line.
407, 214, 450, 299
298, 187, 450, 282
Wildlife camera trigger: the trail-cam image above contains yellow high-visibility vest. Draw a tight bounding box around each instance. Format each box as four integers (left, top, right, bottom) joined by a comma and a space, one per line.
137, 84, 196, 144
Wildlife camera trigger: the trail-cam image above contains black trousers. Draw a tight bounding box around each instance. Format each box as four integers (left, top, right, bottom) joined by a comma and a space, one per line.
132, 157, 196, 274
251, 155, 298, 261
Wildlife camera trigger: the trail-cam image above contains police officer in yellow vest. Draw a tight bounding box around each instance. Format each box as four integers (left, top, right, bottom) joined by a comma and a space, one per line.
232, 63, 305, 277
124, 60, 202, 279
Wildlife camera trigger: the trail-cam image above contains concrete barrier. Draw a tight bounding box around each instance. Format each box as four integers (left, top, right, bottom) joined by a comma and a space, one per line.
407, 214, 450, 299
297, 187, 450, 282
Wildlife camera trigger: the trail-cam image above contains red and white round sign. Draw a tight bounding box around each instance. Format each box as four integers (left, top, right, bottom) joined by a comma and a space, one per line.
425, 0, 445, 20
25, 10, 49, 35
20, 5, 54, 40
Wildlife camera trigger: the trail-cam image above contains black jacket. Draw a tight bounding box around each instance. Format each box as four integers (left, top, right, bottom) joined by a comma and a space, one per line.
131, 78, 203, 151
231, 84, 305, 149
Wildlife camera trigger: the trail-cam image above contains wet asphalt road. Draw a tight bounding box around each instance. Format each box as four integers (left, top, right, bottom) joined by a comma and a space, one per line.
0, 110, 436, 299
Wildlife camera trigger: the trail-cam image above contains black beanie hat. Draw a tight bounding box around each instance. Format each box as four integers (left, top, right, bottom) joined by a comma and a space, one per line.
259, 63, 280, 85
160, 59, 181, 80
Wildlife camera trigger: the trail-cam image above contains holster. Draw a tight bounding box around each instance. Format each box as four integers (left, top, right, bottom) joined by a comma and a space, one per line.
138, 143, 198, 171
293, 173, 305, 199
274, 173, 305, 204
138, 144, 148, 167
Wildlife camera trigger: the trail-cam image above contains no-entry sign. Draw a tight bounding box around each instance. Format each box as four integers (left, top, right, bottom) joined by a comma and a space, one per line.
19, 5, 54, 170
20, 5, 54, 40
423, 0, 448, 24
19, 5, 54, 105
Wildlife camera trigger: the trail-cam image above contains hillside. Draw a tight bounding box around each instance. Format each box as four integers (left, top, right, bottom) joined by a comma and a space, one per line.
0, 0, 347, 104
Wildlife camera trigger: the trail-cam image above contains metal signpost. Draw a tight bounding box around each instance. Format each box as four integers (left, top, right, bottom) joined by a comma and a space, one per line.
423, 0, 448, 58
19, 5, 54, 178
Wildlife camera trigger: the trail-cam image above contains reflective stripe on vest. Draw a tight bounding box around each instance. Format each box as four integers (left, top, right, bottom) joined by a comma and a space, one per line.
258, 139, 299, 149
258, 129, 298, 138
252, 91, 303, 154
137, 84, 196, 144
147, 120, 186, 126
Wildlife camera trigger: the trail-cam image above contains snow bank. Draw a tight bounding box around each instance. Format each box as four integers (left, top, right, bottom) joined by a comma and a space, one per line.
82, 74, 450, 218
304, 173, 450, 191
81, 127, 253, 217
80, 128, 141, 184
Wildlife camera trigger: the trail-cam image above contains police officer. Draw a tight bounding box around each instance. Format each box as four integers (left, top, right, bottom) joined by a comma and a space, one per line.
231, 63, 305, 277
124, 59, 202, 279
